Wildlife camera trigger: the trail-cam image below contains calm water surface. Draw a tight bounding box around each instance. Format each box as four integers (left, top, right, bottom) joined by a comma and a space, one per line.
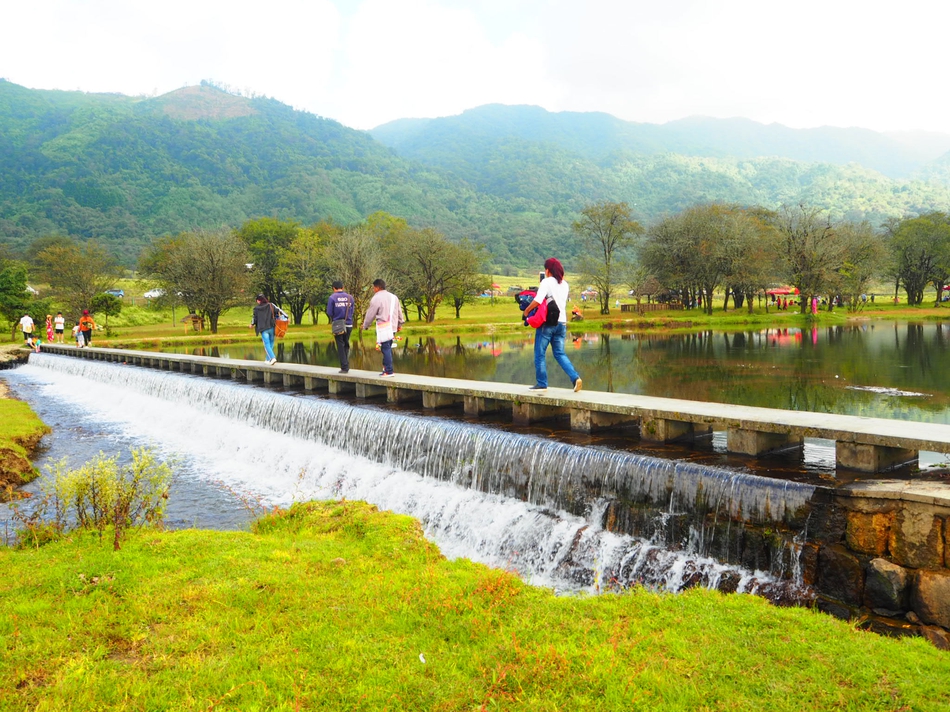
155, 321, 950, 424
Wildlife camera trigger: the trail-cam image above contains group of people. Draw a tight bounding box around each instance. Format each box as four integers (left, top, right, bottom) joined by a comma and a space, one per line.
251, 258, 581, 393
18, 311, 96, 350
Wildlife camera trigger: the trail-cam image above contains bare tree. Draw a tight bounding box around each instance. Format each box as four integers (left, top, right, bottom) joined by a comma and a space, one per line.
324, 226, 382, 330
773, 205, 845, 312
574, 201, 643, 315
36, 239, 121, 317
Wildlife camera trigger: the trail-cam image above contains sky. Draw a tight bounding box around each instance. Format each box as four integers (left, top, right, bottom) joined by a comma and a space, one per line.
3, 0, 950, 133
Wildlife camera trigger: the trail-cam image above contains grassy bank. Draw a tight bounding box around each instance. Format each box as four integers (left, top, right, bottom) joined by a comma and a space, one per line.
2, 501, 948, 711
0, 364, 50, 500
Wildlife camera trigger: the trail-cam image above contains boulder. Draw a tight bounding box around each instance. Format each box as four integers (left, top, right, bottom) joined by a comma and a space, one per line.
921, 625, 950, 651
816, 544, 864, 606
864, 558, 909, 611
888, 509, 944, 569
911, 569, 950, 629
846, 511, 892, 556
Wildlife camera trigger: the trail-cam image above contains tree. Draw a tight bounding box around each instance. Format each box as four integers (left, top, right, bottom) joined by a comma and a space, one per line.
0, 258, 36, 339
35, 239, 121, 317
236, 218, 299, 308
773, 205, 845, 312
90, 293, 123, 333
886, 213, 950, 306
573, 201, 643, 315
323, 226, 382, 331
275, 226, 332, 325
834, 221, 886, 312
140, 230, 249, 333
447, 241, 490, 318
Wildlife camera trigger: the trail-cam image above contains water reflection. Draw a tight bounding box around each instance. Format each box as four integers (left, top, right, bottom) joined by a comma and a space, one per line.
153, 321, 950, 423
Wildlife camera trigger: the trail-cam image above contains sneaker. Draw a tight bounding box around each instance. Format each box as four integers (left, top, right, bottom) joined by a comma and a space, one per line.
339, 369, 349, 374
269, 358, 278, 365
528, 385, 547, 391
380, 372, 395, 378
573, 378, 583, 393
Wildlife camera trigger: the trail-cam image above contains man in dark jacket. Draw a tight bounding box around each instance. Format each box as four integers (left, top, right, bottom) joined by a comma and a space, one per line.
326, 281, 355, 373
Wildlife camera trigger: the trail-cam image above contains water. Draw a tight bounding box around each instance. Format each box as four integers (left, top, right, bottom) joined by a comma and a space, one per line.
2, 354, 813, 601
158, 321, 950, 424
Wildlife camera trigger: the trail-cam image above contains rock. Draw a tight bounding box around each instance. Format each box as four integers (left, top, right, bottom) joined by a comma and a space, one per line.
816, 598, 853, 621
817, 544, 864, 605
921, 625, 950, 651
864, 558, 909, 611
800, 543, 819, 587
846, 511, 893, 556
888, 508, 945, 569
911, 569, 950, 628
906, 611, 921, 624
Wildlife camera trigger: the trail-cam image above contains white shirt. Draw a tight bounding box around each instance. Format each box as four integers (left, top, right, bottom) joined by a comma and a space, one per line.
54, 315, 65, 330
534, 276, 569, 324
19, 315, 34, 332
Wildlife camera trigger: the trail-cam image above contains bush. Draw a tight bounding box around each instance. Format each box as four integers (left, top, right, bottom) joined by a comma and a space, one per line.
14, 447, 173, 549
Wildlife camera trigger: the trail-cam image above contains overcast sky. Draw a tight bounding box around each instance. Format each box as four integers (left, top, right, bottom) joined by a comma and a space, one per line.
3, 0, 949, 133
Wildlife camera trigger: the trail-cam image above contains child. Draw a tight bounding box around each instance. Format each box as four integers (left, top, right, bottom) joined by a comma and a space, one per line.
72, 323, 84, 348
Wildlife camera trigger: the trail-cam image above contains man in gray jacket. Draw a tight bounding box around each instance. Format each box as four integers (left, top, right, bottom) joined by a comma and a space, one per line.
361, 279, 404, 377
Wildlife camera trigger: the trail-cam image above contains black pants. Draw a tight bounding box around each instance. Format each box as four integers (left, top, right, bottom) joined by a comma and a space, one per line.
334, 328, 352, 371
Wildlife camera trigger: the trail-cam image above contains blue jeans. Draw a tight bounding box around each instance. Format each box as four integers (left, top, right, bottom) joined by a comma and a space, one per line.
380, 339, 394, 374
534, 322, 578, 388
260, 328, 276, 361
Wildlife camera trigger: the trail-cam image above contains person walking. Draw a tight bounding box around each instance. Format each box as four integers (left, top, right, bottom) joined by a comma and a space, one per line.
361, 279, 404, 377
525, 257, 582, 393
54, 312, 65, 343
250, 294, 282, 365
78, 310, 96, 346
18, 313, 35, 347
326, 281, 355, 373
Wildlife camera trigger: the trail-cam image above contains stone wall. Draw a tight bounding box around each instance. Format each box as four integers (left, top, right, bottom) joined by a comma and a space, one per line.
809, 481, 950, 650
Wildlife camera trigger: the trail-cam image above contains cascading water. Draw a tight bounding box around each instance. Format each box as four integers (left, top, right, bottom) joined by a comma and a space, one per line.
6, 353, 817, 602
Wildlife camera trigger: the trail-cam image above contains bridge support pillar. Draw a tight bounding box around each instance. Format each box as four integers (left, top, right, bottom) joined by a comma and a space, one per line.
283, 373, 304, 387
727, 429, 803, 456
245, 370, 262, 382
464, 396, 509, 416
356, 382, 387, 398
512, 402, 569, 425
328, 380, 354, 395
836, 442, 917, 473
263, 370, 280, 385
388, 387, 421, 404
570, 409, 638, 433
216, 366, 231, 377
640, 417, 712, 443
304, 376, 328, 391
423, 391, 463, 409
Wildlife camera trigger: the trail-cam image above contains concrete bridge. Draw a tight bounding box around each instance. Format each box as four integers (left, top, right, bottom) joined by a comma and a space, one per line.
37, 344, 950, 473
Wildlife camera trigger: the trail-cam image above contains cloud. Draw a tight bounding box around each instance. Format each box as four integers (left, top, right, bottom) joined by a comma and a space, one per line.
326, 0, 556, 127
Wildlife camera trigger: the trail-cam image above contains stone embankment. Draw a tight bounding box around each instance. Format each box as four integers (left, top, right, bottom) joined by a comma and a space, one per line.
808, 481, 950, 650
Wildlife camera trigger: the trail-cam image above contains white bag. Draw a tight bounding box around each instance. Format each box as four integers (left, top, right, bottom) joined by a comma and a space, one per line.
375, 295, 398, 344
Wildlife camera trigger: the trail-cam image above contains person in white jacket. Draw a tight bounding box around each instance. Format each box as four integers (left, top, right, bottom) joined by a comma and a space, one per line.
361, 279, 404, 377
523, 258, 582, 393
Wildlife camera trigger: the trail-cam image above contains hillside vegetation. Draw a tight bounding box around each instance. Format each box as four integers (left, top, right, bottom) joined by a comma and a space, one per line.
3, 81, 950, 271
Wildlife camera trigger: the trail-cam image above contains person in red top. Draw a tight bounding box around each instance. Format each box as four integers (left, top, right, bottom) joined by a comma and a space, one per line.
78, 310, 96, 347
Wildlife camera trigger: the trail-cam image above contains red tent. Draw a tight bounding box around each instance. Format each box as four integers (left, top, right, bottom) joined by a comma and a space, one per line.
766, 287, 800, 296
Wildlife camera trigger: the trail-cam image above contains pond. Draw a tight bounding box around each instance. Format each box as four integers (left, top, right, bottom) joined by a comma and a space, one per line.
153, 321, 950, 425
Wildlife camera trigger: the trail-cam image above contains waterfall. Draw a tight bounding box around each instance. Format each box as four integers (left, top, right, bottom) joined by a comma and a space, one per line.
18, 353, 816, 600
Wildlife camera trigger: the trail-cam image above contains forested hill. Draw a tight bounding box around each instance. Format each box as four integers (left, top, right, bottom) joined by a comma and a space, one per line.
372, 104, 950, 179
4, 80, 950, 272
0, 81, 573, 267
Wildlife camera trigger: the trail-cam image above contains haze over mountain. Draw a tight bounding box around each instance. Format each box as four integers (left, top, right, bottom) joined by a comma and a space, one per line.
3, 80, 950, 270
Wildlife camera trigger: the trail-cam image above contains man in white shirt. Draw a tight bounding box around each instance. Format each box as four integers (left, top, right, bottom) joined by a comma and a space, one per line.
18, 314, 35, 346
524, 258, 582, 393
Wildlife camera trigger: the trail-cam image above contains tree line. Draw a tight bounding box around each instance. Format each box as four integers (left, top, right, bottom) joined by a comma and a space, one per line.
0, 213, 488, 336
574, 201, 950, 315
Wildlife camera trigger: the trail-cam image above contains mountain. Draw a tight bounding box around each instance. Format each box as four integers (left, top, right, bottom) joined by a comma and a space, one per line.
3, 82, 950, 274
0, 81, 573, 268
372, 105, 950, 179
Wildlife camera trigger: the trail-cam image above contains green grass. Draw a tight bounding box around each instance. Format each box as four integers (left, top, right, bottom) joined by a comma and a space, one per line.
2, 501, 948, 711
0, 397, 50, 494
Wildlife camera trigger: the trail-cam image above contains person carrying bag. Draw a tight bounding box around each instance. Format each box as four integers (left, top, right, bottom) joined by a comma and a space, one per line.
361, 279, 404, 377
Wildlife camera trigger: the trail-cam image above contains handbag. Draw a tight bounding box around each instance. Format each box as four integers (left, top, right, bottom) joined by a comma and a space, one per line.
525, 298, 548, 328
270, 304, 289, 338
375, 295, 398, 343
331, 318, 348, 336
